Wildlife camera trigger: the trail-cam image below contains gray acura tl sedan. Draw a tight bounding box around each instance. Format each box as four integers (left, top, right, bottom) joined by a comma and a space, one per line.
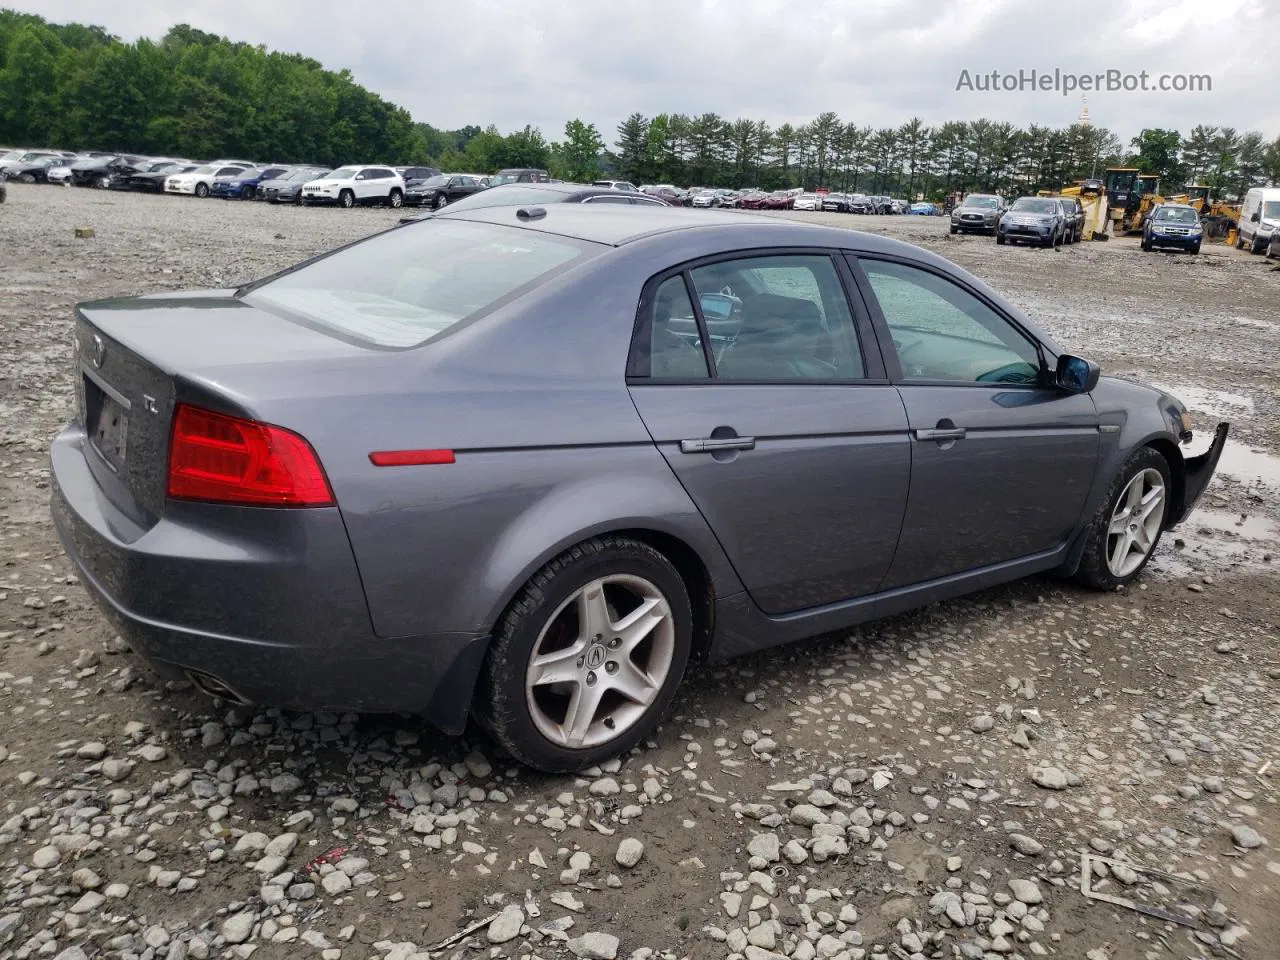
50, 205, 1228, 772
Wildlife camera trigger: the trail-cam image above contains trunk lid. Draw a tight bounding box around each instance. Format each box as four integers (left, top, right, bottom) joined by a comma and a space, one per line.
72, 291, 384, 524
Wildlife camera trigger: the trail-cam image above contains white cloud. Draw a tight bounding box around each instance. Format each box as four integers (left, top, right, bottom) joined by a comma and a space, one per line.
12, 0, 1279, 145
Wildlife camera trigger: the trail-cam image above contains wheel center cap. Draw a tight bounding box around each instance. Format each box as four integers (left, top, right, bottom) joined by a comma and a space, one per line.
585, 644, 608, 670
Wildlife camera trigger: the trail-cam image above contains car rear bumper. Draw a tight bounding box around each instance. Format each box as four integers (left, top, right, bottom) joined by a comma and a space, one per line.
49, 425, 486, 729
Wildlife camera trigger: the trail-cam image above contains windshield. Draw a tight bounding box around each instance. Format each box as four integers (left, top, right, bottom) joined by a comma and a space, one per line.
1154, 207, 1198, 223
189, 165, 216, 174
1010, 198, 1057, 214
326, 168, 356, 180
963, 197, 999, 209
420, 175, 449, 187
292, 169, 325, 181
244, 221, 598, 349
148, 162, 176, 172
441, 185, 571, 211
1264, 201, 1280, 220
228, 169, 260, 179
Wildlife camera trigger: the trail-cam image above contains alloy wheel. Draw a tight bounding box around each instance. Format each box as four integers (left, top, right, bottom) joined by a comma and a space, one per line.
1106, 467, 1166, 577
524, 574, 676, 749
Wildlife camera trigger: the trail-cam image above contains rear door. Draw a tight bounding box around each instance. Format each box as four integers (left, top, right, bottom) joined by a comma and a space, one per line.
627, 251, 911, 615
848, 255, 1099, 588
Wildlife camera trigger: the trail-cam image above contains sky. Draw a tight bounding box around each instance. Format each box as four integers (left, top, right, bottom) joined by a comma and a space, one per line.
12, 0, 1278, 145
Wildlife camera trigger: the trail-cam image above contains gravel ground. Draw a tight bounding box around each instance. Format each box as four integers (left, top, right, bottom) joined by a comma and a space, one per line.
0, 184, 1277, 960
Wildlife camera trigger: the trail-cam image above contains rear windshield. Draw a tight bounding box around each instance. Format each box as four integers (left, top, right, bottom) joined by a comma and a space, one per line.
243, 221, 600, 348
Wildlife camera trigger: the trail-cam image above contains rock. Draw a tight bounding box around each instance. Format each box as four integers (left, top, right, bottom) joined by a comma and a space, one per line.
589, 778, 620, 796
265, 833, 298, 858
811, 835, 848, 861
1032, 766, 1069, 790
322, 871, 352, 895
1009, 833, 1045, 856
221, 912, 255, 944
970, 715, 995, 733
104, 883, 130, 899
137, 744, 168, 762
101, 758, 134, 781
1009, 879, 1043, 904
721, 892, 742, 918
71, 867, 102, 889
783, 839, 808, 864
76, 741, 108, 760
747, 832, 781, 863
567, 932, 620, 959
1231, 825, 1264, 849
269, 774, 303, 794
54, 949, 90, 960
32, 846, 61, 869
946, 856, 963, 872
615, 838, 644, 868
487, 904, 525, 944
789, 804, 828, 826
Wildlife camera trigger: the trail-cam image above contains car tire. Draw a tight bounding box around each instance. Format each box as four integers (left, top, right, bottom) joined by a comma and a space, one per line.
1075, 447, 1172, 591
240, 186, 253, 200
1234, 232, 1244, 249
1141, 237, 1151, 251
1190, 242, 1201, 254
434, 194, 448, 210
195, 182, 209, 198
388, 188, 403, 208
19, 173, 35, 184
996, 235, 1006, 245
339, 189, 355, 209
473, 536, 694, 773
949, 224, 957, 234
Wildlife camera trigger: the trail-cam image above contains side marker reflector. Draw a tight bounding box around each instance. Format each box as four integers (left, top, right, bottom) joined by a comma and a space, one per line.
369, 449, 456, 466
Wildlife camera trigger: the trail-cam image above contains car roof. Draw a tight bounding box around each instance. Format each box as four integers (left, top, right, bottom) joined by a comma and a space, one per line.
432, 203, 937, 252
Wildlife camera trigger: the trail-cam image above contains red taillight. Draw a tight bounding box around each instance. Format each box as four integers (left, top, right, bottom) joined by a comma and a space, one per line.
167, 403, 334, 507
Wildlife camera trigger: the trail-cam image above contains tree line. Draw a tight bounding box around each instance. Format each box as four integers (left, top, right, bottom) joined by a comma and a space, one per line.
3, 10, 1277, 200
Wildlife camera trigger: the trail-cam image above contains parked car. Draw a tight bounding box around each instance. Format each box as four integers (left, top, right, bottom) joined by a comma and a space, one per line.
398, 166, 443, 185
760, 190, 795, 210
792, 192, 822, 211
690, 190, 720, 208
1053, 196, 1085, 243
949, 193, 1004, 235
49, 205, 1227, 772
1141, 203, 1203, 254
821, 193, 851, 212
1268, 226, 1280, 259
301, 165, 406, 208
890, 199, 909, 214
592, 180, 638, 192
400, 182, 670, 222
404, 174, 485, 209
489, 168, 550, 185
642, 185, 687, 206
1236, 187, 1280, 254
260, 168, 331, 203
997, 196, 1067, 247
0, 154, 63, 183
108, 161, 193, 192
715, 190, 741, 208
166, 164, 249, 198
210, 166, 291, 200
737, 191, 767, 210
907, 201, 937, 215
67, 155, 147, 188
848, 195, 876, 214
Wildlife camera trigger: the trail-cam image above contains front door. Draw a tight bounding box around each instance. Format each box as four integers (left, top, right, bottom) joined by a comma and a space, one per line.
627, 253, 911, 614
850, 256, 1099, 588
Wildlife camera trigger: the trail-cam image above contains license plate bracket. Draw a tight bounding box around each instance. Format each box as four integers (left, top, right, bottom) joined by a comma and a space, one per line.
83, 369, 129, 471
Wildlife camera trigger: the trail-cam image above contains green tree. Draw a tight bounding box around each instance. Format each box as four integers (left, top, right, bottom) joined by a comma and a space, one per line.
1128, 128, 1184, 185
614, 112, 648, 183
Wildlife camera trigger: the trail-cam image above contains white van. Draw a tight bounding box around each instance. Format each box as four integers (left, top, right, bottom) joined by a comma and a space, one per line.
1237, 187, 1280, 254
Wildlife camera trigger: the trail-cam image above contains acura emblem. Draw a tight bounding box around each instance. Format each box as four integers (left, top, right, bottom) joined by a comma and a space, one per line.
585, 644, 607, 669
89, 334, 105, 368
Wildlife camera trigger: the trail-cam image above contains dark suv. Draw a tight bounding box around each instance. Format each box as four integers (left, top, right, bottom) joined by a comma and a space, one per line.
1141, 203, 1203, 254
1051, 196, 1085, 243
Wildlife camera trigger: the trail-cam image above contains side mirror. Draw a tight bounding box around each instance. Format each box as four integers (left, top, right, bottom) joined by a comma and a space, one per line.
1056, 354, 1100, 394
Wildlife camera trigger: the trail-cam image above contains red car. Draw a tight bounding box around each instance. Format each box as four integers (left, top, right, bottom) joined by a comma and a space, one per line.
761, 190, 796, 210
737, 191, 767, 209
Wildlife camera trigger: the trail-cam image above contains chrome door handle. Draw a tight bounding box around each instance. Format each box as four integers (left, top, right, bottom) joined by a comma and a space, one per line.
915, 427, 966, 441
680, 436, 756, 454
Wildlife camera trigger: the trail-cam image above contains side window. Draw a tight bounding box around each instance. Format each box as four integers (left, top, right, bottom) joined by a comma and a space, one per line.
632, 276, 710, 379
586, 195, 632, 204
690, 255, 864, 381
859, 259, 1041, 384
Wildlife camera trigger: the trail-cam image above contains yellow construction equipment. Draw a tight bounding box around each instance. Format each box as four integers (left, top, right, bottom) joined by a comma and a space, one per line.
1039, 178, 1109, 240
1179, 184, 1240, 243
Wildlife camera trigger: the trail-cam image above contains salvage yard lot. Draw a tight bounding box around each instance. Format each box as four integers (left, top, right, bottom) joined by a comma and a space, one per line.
0, 184, 1277, 960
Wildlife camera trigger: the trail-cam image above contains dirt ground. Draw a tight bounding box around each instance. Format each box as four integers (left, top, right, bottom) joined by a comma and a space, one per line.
0, 185, 1277, 960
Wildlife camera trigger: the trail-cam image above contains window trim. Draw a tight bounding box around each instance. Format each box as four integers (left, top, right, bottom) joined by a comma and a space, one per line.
844, 252, 1051, 389
626, 247, 887, 385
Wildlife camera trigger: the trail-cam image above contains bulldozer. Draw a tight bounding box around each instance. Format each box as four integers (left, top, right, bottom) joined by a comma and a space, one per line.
1037, 178, 1109, 240
1181, 184, 1241, 243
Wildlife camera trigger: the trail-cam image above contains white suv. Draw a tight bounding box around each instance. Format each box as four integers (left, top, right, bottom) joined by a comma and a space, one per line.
301, 166, 406, 208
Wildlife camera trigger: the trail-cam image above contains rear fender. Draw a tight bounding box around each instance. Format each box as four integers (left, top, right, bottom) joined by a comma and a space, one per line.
470, 467, 742, 635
